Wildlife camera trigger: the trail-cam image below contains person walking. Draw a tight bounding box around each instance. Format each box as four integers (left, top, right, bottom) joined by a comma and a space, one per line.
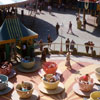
67, 21, 73, 34
65, 51, 72, 70
56, 22, 60, 35
65, 38, 70, 52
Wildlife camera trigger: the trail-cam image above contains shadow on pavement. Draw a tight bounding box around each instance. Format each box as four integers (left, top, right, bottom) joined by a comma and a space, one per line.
19, 14, 58, 43
69, 68, 81, 75
50, 8, 77, 15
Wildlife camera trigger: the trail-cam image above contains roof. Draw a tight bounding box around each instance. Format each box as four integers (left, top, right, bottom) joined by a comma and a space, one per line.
77, 0, 97, 10
0, 16, 38, 44
0, 0, 28, 8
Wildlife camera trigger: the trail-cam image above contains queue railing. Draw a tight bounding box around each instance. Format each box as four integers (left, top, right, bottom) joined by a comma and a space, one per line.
34, 42, 100, 56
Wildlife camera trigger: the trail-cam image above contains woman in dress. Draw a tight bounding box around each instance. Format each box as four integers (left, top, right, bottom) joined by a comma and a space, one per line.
65, 51, 72, 70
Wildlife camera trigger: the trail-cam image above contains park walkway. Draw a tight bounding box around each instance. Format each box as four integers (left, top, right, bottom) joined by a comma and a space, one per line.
18, 7, 100, 55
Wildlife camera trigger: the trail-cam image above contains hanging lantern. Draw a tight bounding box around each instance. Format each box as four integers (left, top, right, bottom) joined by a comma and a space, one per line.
84, 0, 89, 10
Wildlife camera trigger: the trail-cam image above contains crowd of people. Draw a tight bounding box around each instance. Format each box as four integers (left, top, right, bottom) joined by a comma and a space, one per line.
39, 35, 96, 63
0, 7, 17, 25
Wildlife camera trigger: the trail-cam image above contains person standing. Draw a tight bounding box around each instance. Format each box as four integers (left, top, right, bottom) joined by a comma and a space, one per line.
47, 34, 52, 47
10, 43, 18, 62
84, 41, 90, 54
65, 51, 72, 70
21, 42, 27, 58
38, 2, 43, 14
70, 40, 75, 52
39, 39, 43, 51
65, 38, 70, 52
67, 21, 73, 34
41, 48, 46, 62
56, 22, 60, 35
48, 5, 52, 14
76, 13, 80, 21
83, 19, 87, 30
90, 41, 94, 54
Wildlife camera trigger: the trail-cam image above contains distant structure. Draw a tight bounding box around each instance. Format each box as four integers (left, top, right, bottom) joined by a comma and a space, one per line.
77, 0, 100, 26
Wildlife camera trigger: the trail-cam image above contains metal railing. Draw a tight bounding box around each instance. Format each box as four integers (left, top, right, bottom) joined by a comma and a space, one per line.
34, 42, 100, 55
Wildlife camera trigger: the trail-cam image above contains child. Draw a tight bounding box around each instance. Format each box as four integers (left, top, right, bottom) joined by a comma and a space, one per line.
65, 51, 72, 70
21, 81, 28, 92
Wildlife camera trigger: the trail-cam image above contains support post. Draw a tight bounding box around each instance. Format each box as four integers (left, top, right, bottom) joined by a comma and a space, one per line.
83, 8, 86, 23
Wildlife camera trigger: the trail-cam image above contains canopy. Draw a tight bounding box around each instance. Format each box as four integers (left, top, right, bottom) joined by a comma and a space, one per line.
77, 0, 97, 10
77, 0, 97, 3
0, 16, 38, 44
0, 0, 28, 8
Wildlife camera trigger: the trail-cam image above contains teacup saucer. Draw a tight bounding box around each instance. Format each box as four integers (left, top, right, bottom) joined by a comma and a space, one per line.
73, 83, 98, 97
38, 82, 65, 94
0, 81, 14, 95
8, 69, 16, 79
90, 73, 100, 85
11, 90, 39, 100
16, 63, 41, 73
38, 69, 62, 77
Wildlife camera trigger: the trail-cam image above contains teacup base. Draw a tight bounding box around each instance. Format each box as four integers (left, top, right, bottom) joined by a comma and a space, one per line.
90, 73, 100, 85
0, 81, 14, 95
73, 83, 98, 97
11, 90, 39, 100
38, 82, 64, 94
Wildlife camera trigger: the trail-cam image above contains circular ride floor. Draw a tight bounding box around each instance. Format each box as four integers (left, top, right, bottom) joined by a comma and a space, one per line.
1, 56, 100, 100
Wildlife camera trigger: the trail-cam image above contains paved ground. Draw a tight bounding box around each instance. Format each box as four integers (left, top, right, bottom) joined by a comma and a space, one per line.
18, 7, 100, 55
1, 54, 100, 100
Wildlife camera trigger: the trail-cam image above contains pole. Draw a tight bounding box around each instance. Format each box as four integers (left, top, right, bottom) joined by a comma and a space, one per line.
36, 0, 38, 14
79, 8, 81, 14
83, 8, 85, 23
60, 35, 62, 53
60, 23, 64, 53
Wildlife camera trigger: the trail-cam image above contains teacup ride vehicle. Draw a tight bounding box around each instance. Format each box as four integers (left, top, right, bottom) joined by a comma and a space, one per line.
90, 91, 100, 100
43, 74, 60, 90
38, 74, 65, 95
21, 57, 35, 69
11, 81, 39, 100
73, 75, 98, 97
38, 62, 62, 77
16, 57, 41, 73
89, 67, 100, 85
0, 74, 13, 95
95, 67, 100, 81
42, 62, 57, 74
76, 75, 94, 92
0, 61, 16, 78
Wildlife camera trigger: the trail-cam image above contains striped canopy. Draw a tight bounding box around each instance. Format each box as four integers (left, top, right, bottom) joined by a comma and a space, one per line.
77, 0, 97, 3
0, 16, 38, 44
0, 0, 28, 8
